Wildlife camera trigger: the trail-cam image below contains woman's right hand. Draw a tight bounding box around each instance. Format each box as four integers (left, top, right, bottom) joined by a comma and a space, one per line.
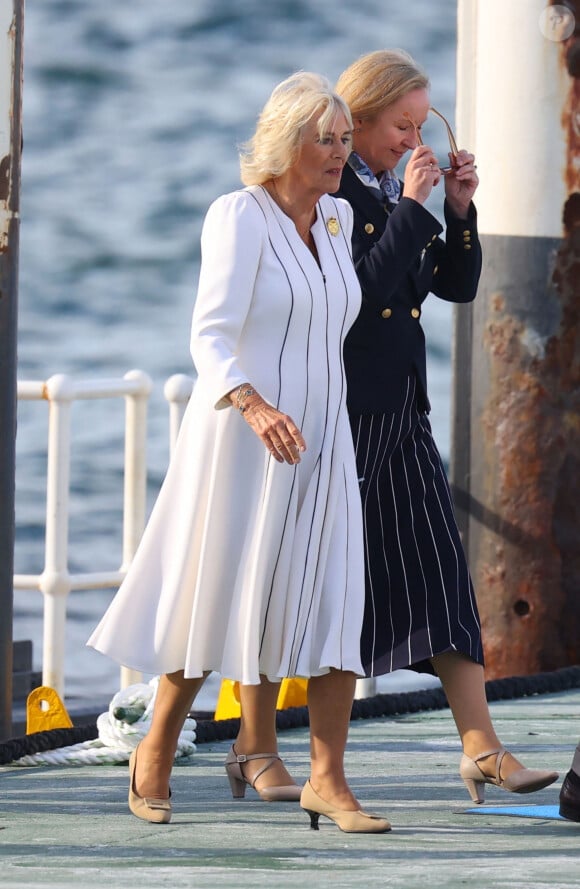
233, 389, 306, 464
402, 145, 441, 204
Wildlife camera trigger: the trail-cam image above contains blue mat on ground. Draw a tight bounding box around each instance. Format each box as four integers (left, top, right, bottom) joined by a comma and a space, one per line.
462, 804, 567, 820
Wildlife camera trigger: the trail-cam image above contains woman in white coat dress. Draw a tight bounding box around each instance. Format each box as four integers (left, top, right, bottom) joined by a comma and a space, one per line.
88, 72, 390, 834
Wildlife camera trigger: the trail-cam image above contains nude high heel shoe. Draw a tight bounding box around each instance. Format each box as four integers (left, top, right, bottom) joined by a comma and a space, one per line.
300, 780, 391, 833
224, 745, 302, 801
128, 746, 172, 823
459, 747, 559, 804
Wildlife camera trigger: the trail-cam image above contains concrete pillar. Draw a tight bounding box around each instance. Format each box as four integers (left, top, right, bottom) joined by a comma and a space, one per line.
451, 0, 580, 677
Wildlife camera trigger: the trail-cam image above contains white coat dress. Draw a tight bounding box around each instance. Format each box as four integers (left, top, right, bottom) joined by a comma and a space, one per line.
88, 185, 365, 684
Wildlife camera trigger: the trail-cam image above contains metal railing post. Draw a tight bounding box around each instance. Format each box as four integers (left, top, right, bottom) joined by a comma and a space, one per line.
39, 374, 74, 696
121, 370, 152, 570
164, 374, 193, 455
120, 369, 152, 688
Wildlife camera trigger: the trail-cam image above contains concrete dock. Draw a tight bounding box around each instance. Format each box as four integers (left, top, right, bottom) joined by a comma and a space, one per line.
1, 687, 579, 889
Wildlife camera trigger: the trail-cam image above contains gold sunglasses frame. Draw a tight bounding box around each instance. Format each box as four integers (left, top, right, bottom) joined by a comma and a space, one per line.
404, 106, 458, 173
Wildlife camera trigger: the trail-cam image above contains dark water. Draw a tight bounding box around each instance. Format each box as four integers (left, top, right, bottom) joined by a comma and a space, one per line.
15, 0, 459, 703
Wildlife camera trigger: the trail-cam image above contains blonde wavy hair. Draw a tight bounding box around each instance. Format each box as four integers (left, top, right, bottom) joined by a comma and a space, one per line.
240, 71, 352, 186
336, 49, 429, 121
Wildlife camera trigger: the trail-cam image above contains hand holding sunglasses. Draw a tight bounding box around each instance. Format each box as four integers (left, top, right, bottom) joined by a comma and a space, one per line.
403, 106, 464, 174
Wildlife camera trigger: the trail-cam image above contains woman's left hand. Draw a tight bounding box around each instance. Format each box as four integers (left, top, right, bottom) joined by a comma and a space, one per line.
444, 150, 479, 219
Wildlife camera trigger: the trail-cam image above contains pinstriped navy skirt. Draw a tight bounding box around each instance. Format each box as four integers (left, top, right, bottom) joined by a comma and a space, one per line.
350, 375, 484, 677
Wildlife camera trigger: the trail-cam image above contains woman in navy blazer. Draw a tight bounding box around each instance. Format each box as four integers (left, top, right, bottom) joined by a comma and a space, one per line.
335, 50, 557, 802
338, 159, 479, 415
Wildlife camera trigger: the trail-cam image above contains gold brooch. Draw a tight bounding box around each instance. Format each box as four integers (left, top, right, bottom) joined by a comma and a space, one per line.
326, 217, 340, 236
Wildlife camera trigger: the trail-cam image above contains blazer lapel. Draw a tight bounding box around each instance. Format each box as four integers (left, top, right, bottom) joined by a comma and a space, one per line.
339, 164, 425, 292
338, 164, 387, 230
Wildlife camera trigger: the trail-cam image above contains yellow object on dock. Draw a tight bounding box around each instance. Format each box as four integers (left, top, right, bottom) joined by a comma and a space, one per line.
26, 686, 73, 733
214, 677, 308, 720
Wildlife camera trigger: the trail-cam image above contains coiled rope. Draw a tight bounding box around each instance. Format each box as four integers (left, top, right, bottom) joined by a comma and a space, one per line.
1, 665, 578, 767
1, 677, 196, 767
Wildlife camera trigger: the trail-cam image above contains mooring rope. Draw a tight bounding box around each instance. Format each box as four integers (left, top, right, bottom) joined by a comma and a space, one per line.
1, 677, 196, 767
1, 665, 578, 766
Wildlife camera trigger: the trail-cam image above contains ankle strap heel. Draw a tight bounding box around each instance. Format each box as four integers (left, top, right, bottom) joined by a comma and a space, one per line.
224, 745, 302, 802
225, 760, 247, 798
461, 774, 485, 803
459, 747, 558, 804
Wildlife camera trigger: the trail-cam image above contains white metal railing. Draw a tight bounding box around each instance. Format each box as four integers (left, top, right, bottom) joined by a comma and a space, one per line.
14, 370, 374, 701
163, 373, 194, 457
14, 369, 170, 697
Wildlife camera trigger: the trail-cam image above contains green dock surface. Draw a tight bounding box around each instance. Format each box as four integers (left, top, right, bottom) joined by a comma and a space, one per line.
1, 688, 579, 888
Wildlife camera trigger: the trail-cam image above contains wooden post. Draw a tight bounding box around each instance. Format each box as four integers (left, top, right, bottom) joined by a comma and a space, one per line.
0, 0, 24, 740
451, 0, 580, 677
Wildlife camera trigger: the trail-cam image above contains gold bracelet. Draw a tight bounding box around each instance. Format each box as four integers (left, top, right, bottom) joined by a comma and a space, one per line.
235, 385, 256, 413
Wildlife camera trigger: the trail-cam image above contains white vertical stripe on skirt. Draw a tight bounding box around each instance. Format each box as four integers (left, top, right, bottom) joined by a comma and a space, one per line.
350, 375, 483, 678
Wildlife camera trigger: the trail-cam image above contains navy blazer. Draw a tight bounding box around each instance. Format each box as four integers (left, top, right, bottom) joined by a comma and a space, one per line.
335, 162, 482, 414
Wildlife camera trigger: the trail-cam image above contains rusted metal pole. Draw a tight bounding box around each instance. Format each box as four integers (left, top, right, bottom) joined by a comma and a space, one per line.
451, 0, 580, 678
0, 0, 24, 740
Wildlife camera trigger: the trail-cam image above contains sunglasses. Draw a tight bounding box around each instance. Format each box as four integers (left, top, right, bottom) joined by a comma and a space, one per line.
403, 106, 458, 174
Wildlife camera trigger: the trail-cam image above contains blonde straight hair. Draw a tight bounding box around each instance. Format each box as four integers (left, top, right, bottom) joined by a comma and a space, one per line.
336, 49, 429, 121
240, 71, 352, 186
